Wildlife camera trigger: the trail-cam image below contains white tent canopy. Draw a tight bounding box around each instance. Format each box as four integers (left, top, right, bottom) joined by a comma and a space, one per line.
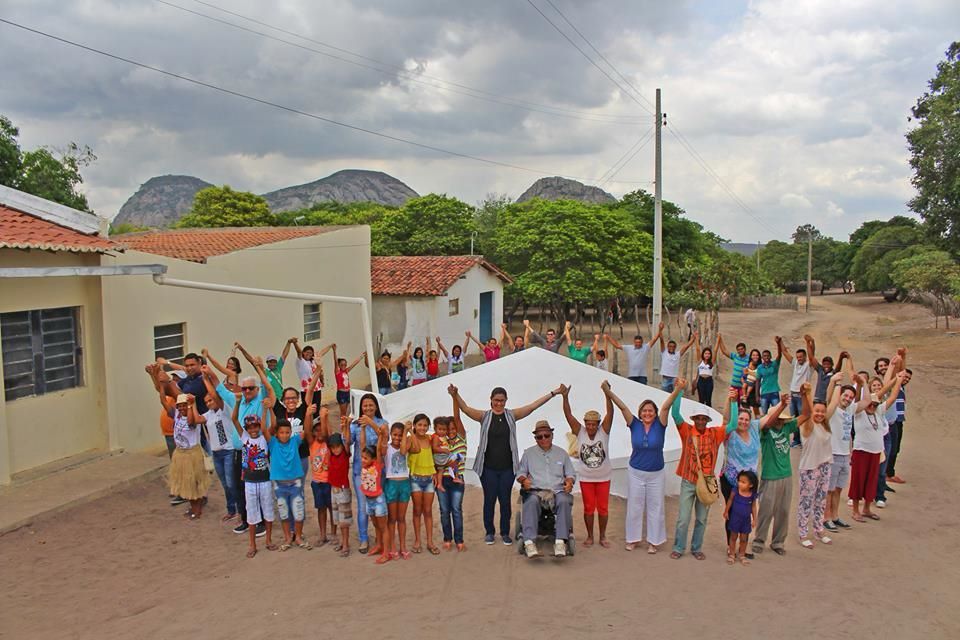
352, 348, 725, 496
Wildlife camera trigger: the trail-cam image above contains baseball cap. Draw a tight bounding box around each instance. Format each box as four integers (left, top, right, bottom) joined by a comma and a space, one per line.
243, 414, 261, 425
266, 355, 278, 362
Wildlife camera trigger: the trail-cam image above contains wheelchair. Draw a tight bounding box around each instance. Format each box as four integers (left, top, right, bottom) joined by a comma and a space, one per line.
514, 490, 576, 557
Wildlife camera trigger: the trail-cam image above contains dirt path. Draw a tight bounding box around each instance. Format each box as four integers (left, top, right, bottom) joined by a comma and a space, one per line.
2, 294, 958, 639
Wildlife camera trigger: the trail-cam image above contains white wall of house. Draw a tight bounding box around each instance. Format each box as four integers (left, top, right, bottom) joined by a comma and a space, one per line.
99, 226, 372, 455
372, 264, 505, 357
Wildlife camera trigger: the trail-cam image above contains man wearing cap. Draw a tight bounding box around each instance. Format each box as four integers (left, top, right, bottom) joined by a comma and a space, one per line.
237, 340, 293, 412
752, 393, 800, 556
516, 420, 577, 558
669, 378, 727, 560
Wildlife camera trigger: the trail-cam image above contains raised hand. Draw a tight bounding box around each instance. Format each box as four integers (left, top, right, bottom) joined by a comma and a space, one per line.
306, 403, 317, 416
658, 321, 665, 331
558, 383, 570, 396
780, 392, 790, 404
233, 391, 242, 403
253, 356, 265, 369
319, 406, 329, 421
728, 389, 738, 401
201, 348, 210, 358
447, 384, 458, 396
523, 319, 531, 327
261, 397, 271, 408
200, 364, 211, 375
803, 334, 813, 342
800, 382, 811, 394
186, 394, 196, 404
675, 377, 688, 390
600, 380, 611, 394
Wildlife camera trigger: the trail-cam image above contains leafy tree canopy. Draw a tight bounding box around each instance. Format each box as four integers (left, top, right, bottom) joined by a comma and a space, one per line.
371, 194, 476, 256
175, 186, 275, 228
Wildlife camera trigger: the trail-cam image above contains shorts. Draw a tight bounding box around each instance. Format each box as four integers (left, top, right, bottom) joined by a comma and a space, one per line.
378, 387, 391, 396
336, 390, 350, 405
384, 477, 412, 503
311, 480, 332, 509
331, 486, 353, 526
365, 493, 388, 517
244, 481, 275, 525
410, 474, 435, 494
829, 454, 850, 491
273, 479, 305, 522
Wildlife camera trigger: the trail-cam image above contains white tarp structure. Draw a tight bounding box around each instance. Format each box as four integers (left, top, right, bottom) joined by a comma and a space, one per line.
352, 348, 724, 496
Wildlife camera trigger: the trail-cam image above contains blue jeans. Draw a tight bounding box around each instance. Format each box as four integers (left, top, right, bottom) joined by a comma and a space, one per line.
760, 392, 780, 415
876, 432, 892, 501
437, 476, 465, 543
629, 376, 648, 385
673, 479, 709, 554
378, 386, 391, 396
212, 449, 238, 515
661, 376, 675, 392
353, 473, 370, 543
480, 467, 515, 537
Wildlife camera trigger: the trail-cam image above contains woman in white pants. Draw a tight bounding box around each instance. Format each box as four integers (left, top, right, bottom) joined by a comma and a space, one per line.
604, 383, 683, 553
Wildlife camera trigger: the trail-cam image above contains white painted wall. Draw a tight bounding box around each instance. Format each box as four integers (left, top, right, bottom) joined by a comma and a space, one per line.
436, 264, 504, 346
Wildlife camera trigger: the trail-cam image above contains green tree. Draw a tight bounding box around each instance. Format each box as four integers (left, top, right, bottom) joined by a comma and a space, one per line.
474, 192, 511, 262
108, 221, 149, 235
175, 186, 275, 228
849, 224, 928, 290
371, 194, 476, 256
494, 198, 652, 311
907, 42, 960, 255
792, 223, 823, 244
892, 250, 960, 328
0, 115, 95, 212
274, 201, 394, 227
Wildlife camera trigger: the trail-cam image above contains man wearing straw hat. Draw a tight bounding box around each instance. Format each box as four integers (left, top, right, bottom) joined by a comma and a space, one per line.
752, 393, 800, 557
516, 420, 577, 558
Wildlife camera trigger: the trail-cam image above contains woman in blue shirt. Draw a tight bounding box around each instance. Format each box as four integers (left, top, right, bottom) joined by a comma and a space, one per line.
604, 382, 684, 553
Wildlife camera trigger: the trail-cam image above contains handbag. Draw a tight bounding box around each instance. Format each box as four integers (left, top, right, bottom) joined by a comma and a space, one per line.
691, 435, 719, 506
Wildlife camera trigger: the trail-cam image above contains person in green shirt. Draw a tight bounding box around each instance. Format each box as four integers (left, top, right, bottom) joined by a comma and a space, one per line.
757, 336, 785, 414
238, 339, 293, 411
563, 324, 592, 364
752, 392, 808, 556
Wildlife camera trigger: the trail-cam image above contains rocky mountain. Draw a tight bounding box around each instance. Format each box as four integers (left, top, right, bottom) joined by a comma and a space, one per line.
515, 176, 616, 204
113, 169, 420, 227
113, 175, 213, 228
261, 169, 418, 212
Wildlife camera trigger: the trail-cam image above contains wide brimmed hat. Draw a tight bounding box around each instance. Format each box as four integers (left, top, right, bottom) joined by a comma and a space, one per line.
533, 419, 553, 433
176, 394, 190, 405
583, 410, 601, 422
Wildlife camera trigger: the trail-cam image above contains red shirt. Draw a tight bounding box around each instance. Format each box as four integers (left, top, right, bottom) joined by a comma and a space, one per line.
335, 369, 349, 392
359, 460, 384, 498
483, 345, 501, 362
675, 422, 726, 484
427, 359, 440, 376
328, 450, 351, 488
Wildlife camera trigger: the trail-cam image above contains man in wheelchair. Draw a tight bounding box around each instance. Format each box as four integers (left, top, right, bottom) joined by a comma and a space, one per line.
516, 420, 577, 558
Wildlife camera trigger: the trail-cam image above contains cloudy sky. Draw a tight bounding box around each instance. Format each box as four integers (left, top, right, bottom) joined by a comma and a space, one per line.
2, 0, 957, 241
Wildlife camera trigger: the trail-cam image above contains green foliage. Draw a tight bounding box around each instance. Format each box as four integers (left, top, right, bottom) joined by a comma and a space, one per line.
474, 192, 511, 261
494, 198, 652, 304
108, 222, 149, 235
175, 186, 275, 228
892, 249, 960, 326
907, 42, 960, 255
757, 237, 848, 287
274, 201, 394, 227
849, 224, 928, 291
792, 223, 823, 244
371, 194, 476, 256
672, 250, 777, 310
0, 114, 95, 212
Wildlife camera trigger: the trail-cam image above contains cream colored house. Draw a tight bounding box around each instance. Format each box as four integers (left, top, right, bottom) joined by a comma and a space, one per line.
371, 255, 511, 357
0, 185, 373, 484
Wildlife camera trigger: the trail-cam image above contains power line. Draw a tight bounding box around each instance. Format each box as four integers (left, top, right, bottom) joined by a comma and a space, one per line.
522, 0, 653, 115
598, 128, 654, 187
595, 127, 652, 184
164, 0, 650, 125
0, 18, 652, 186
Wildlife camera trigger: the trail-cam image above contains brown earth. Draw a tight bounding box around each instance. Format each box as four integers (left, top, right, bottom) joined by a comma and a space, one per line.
1, 294, 958, 639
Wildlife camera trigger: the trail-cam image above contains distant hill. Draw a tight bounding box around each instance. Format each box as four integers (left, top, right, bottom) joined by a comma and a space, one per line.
722, 242, 765, 256
515, 177, 616, 204
113, 175, 213, 228
261, 170, 418, 212
113, 170, 420, 227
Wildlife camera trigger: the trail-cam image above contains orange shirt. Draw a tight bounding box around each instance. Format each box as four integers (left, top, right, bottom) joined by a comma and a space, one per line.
675, 422, 726, 484
159, 403, 175, 437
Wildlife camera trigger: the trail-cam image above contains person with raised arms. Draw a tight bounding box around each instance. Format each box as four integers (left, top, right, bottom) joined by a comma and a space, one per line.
525, 319, 569, 353
437, 334, 470, 373
657, 330, 696, 393
449, 382, 563, 546
606, 322, 664, 385
716, 335, 750, 401
501, 322, 530, 355
796, 381, 835, 549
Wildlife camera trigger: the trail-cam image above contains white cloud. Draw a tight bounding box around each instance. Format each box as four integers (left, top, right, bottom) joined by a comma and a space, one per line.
780, 193, 814, 209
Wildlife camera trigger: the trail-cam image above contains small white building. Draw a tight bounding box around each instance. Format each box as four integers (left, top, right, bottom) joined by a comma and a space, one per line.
371, 256, 511, 356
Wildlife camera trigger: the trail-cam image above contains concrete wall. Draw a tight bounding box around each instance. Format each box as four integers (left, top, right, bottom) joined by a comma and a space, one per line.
99, 227, 372, 454
0, 250, 109, 482
372, 264, 505, 357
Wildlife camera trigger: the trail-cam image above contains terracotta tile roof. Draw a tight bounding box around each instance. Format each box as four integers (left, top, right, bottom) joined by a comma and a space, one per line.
371, 255, 511, 296
0, 205, 117, 253
115, 226, 349, 263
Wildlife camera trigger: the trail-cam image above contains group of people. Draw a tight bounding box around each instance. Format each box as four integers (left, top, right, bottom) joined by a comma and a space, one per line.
147, 323, 913, 565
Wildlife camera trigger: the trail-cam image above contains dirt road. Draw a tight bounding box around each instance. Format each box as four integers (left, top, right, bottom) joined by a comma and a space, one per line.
1, 294, 957, 639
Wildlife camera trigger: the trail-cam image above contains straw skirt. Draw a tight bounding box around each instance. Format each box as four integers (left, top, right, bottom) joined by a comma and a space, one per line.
168, 446, 211, 500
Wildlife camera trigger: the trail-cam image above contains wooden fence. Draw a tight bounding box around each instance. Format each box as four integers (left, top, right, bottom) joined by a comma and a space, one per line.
721, 295, 799, 310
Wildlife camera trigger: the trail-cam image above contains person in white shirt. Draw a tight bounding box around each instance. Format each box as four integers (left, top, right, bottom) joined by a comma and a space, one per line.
592, 334, 611, 372
782, 334, 816, 446
197, 366, 240, 523
291, 338, 332, 407
657, 328, 697, 392
606, 323, 664, 385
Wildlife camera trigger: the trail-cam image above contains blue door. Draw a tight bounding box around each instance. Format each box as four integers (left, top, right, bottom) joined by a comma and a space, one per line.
478, 292, 494, 342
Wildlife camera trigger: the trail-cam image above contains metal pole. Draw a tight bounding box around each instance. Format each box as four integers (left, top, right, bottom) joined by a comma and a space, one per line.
652, 88, 663, 382
806, 232, 813, 313
152, 275, 377, 378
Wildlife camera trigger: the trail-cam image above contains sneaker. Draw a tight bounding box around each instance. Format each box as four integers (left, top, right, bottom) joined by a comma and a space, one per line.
833, 519, 851, 529
170, 496, 187, 506
524, 540, 539, 558
553, 539, 567, 557
501, 535, 512, 545
233, 522, 249, 535
823, 520, 838, 532
255, 523, 266, 538
885, 486, 896, 493
875, 500, 886, 509
484, 534, 495, 545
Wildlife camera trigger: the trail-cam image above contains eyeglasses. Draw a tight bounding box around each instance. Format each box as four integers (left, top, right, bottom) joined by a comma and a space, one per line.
534, 433, 552, 441
241, 386, 256, 391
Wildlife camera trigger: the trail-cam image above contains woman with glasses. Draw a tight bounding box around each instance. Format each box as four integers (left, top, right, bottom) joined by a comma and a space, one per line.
448, 383, 562, 546
603, 382, 683, 553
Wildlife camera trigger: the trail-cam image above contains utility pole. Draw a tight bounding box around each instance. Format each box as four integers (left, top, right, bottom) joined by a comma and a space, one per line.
756, 241, 761, 272
652, 88, 663, 382
806, 231, 813, 313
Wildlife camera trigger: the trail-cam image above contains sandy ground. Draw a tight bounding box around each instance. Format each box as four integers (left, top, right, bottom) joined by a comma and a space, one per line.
2, 294, 959, 639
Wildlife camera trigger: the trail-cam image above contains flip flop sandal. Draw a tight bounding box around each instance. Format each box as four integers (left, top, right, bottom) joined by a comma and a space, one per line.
297, 541, 313, 550
740, 557, 751, 565
358, 544, 369, 555
266, 544, 278, 551
772, 548, 787, 556
428, 545, 441, 555
647, 545, 657, 554
583, 539, 595, 548
401, 551, 412, 560
864, 513, 880, 520
375, 555, 390, 564
339, 549, 350, 558
727, 554, 735, 565
279, 544, 291, 552
246, 548, 257, 559
800, 540, 815, 550
316, 538, 329, 548
624, 542, 636, 551
851, 514, 866, 523
412, 545, 423, 554
670, 551, 682, 559
390, 551, 400, 560
692, 552, 706, 561
818, 535, 833, 545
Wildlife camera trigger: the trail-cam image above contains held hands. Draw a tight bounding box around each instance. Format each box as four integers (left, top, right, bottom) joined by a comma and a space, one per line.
201, 348, 210, 358
186, 394, 196, 405
464, 330, 472, 337
800, 382, 811, 394
523, 319, 531, 327
253, 356, 265, 369
658, 321, 665, 331
600, 380, 611, 394
447, 384, 458, 397
319, 406, 329, 421
233, 391, 243, 403
404, 420, 414, 434
340, 415, 351, 429
261, 397, 272, 409
558, 383, 570, 396
200, 364, 211, 375
675, 377, 688, 390
780, 392, 790, 404
728, 389, 739, 402
306, 403, 317, 416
